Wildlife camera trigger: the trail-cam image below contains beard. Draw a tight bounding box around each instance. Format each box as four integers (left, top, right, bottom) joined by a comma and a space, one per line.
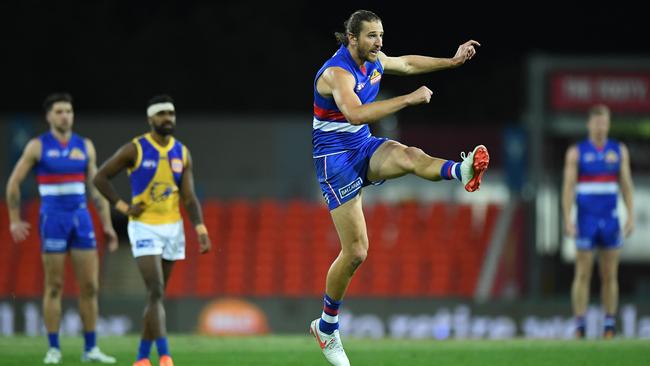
52, 120, 72, 134
154, 122, 175, 136
361, 47, 379, 62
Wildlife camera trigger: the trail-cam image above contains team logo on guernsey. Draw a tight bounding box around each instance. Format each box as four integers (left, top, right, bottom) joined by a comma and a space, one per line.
69, 147, 86, 160
171, 158, 183, 173
370, 69, 381, 84
338, 177, 363, 199
605, 150, 619, 163
150, 182, 176, 202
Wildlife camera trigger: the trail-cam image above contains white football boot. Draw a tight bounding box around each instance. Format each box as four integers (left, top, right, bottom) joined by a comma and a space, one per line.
310, 319, 350, 366
459, 144, 490, 192
43, 348, 62, 364
81, 346, 117, 363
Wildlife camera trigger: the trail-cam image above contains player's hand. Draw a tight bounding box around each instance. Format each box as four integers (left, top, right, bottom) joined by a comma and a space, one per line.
624, 217, 634, 238
103, 226, 119, 252
198, 233, 211, 254
126, 202, 146, 218
9, 221, 31, 242
564, 221, 576, 238
453, 40, 481, 65
406, 86, 433, 105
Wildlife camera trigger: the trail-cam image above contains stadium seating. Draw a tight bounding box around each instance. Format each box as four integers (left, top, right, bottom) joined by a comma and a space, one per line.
0, 199, 500, 299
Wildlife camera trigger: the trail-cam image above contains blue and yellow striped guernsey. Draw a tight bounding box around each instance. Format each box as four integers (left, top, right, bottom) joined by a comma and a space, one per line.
128, 133, 188, 224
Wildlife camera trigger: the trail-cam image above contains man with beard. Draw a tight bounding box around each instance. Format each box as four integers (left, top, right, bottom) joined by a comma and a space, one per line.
309, 10, 488, 365
6, 92, 118, 364
93, 95, 211, 366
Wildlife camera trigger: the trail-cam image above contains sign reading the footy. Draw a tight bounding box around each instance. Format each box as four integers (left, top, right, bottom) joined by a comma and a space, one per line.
550, 72, 650, 112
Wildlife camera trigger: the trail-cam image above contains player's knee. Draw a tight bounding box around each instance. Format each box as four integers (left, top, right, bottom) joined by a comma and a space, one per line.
79, 281, 98, 299
601, 271, 618, 284
45, 281, 63, 299
147, 282, 165, 302
349, 248, 368, 269
574, 271, 591, 284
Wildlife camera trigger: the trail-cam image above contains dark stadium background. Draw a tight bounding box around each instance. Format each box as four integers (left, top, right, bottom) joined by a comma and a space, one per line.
0, 0, 648, 342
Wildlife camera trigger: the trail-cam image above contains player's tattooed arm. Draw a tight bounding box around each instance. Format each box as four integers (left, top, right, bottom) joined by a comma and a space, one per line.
85, 138, 118, 251
7, 190, 19, 211
85, 139, 110, 215
6, 139, 40, 241
180, 149, 211, 254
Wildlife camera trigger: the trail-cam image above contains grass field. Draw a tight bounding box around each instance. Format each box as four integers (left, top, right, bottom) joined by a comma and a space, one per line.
0, 335, 648, 365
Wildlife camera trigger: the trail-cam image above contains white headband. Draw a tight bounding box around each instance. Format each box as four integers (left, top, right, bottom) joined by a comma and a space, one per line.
147, 102, 175, 117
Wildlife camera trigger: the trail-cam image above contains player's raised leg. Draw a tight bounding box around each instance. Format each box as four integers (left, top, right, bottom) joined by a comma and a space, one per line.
599, 248, 620, 338
367, 140, 489, 191
42, 253, 65, 364
572, 250, 594, 338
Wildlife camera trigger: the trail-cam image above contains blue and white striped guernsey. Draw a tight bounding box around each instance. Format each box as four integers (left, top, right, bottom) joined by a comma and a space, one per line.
34, 132, 88, 212
312, 45, 383, 157
576, 139, 621, 216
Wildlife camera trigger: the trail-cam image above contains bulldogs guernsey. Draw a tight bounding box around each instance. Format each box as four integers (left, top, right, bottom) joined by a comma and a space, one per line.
312, 45, 389, 210
35, 132, 88, 211
35, 132, 96, 252
575, 138, 622, 248
312, 44, 383, 157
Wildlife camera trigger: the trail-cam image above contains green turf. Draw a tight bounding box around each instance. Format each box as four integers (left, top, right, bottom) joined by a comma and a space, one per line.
0, 335, 648, 365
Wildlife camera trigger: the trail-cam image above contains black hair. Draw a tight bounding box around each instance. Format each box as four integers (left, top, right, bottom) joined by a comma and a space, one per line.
589, 104, 610, 118
147, 94, 174, 107
334, 10, 381, 46
43, 92, 73, 112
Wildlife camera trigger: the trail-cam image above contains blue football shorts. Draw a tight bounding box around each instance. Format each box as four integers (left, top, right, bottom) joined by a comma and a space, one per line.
575, 212, 622, 250
313, 136, 389, 210
39, 208, 97, 253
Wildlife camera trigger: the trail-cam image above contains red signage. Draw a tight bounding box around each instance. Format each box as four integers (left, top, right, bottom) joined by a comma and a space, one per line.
550, 72, 650, 112
198, 298, 270, 336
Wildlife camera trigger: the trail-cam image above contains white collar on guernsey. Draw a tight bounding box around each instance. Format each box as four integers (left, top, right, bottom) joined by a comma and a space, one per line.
147, 102, 175, 117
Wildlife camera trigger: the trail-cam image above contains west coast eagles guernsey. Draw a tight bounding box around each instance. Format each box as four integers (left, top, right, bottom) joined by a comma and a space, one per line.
128, 133, 187, 224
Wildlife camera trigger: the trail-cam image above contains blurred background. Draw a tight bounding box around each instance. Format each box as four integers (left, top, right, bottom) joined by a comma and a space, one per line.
1, 1, 649, 340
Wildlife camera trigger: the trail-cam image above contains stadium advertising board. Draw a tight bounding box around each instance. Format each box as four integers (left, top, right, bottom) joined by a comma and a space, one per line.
1, 298, 649, 340
550, 72, 650, 113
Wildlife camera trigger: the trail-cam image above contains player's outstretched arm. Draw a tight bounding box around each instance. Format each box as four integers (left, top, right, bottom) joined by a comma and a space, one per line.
6, 139, 40, 242
561, 145, 579, 237
379, 40, 480, 75
93, 142, 144, 217
85, 138, 118, 252
322, 67, 432, 125
180, 149, 211, 254
619, 143, 635, 237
